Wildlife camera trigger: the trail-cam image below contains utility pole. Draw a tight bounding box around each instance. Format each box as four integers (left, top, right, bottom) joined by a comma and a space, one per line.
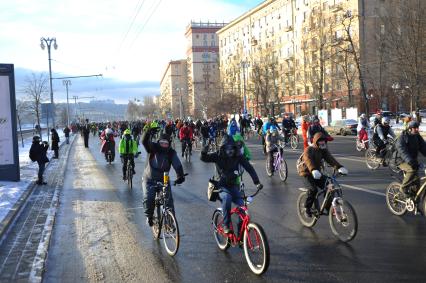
63, 80, 71, 126
40, 37, 58, 130
72, 96, 95, 121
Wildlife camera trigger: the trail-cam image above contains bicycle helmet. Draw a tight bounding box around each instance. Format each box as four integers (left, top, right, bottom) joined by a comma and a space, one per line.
123, 129, 131, 135
382, 117, 390, 125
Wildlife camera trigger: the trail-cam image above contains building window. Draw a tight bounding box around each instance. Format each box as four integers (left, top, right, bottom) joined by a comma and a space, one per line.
211, 41, 215, 46
203, 34, 207, 40
211, 34, 214, 39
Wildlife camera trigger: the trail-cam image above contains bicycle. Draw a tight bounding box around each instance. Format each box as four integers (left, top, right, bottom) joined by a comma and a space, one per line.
211, 179, 270, 275
355, 129, 371, 152
288, 128, 299, 150
125, 156, 134, 190
265, 143, 288, 182
183, 139, 191, 163
296, 169, 358, 242
151, 172, 186, 256
386, 164, 426, 216
243, 126, 254, 141
365, 137, 400, 174
208, 137, 217, 153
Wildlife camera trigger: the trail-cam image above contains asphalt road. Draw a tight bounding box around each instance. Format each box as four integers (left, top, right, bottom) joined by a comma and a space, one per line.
43, 134, 426, 283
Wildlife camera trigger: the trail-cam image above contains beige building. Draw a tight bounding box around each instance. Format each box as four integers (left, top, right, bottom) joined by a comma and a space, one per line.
159, 60, 188, 119
217, 0, 425, 116
185, 21, 226, 118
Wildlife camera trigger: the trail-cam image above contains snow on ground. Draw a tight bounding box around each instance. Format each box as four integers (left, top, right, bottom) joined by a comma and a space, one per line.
0, 180, 31, 223
0, 129, 68, 225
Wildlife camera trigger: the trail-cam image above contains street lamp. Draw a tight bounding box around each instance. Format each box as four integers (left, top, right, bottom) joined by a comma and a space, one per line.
40, 37, 58, 129
63, 80, 71, 126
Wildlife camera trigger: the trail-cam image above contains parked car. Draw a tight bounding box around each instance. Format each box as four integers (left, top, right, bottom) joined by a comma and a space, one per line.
381, 111, 395, 119
325, 119, 358, 136
419, 109, 426, 118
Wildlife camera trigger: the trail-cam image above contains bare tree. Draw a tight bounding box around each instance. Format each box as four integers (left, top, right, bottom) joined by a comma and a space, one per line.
16, 100, 30, 147
126, 100, 141, 121
22, 73, 49, 140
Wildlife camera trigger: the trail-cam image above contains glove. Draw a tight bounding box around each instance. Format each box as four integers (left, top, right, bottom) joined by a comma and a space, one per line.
338, 167, 348, 175
256, 183, 263, 190
312, 170, 322, 180
175, 176, 185, 184
408, 160, 419, 170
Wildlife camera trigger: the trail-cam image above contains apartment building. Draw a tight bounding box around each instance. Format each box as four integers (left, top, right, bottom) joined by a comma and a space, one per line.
185, 21, 226, 118
159, 60, 188, 119
217, 0, 424, 116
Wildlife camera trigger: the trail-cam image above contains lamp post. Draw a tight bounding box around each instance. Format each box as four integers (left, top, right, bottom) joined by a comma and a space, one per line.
40, 37, 58, 129
63, 80, 71, 126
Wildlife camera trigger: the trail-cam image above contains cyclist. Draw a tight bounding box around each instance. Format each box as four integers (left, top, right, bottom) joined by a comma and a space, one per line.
200, 121, 210, 148
266, 125, 284, 175
357, 113, 370, 144
395, 121, 426, 196
227, 120, 251, 160
262, 117, 281, 154
100, 125, 116, 162
297, 132, 348, 217
208, 121, 217, 148
200, 136, 263, 234
142, 123, 185, 226
119, 129, 138, 180
179, 121, 193, 157
372, 117, 396, 163
307, 116, 332, 145
282, 113, 297, 145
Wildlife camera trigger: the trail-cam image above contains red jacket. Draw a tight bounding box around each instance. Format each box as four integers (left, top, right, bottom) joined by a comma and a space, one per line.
179, 126, 193, 140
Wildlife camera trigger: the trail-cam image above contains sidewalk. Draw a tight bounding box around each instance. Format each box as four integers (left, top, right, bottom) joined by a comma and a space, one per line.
0, 130, 68, 242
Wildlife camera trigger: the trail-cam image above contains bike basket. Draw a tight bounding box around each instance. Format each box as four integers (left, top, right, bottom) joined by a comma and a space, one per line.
207, 179, 220, 202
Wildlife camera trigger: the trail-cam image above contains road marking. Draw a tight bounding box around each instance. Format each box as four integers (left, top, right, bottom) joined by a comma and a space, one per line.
341, 184, 386, 197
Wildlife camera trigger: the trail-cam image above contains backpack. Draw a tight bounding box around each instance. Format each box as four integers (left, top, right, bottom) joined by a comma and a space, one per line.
29, 146, 37, 162
296, 152, 306, 176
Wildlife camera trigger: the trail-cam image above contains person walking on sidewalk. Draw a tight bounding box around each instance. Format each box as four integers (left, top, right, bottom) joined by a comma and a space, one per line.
29, 136, 49, 185
51, 128, 60, 159
83, 119, 90, 148
64, 126, 71, 144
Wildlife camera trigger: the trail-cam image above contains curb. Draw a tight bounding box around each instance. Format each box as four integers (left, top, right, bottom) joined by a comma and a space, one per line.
0, 135, 75, 246
29, 134, 77, 283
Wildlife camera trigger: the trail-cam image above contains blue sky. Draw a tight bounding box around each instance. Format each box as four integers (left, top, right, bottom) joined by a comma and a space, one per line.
1, 0, 264, 104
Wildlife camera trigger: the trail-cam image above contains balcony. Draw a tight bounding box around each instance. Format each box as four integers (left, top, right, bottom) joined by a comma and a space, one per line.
330, 3, 343, 12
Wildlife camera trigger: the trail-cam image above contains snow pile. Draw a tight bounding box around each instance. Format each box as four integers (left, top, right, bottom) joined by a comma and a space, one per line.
0, 180, 31, 223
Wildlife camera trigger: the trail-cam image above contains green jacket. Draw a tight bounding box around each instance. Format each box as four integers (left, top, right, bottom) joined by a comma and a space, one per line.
119, 136, 138, 155
232, 133, 252, 160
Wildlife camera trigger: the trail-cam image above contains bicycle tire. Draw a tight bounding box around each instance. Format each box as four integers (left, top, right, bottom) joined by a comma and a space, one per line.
162, 210, 180, 256
365, 148, 380, 170
265, 158, 273, 177
386, 182, 407, 216
243, 222, 270, 275
127, 165, 133, 190
328, 199, 358, 242
152, 205, 162, 239
278, 159, 288, 182
296, 192, 317, 227
212, 210, 230, 251
355, 140, 363, 152
290, 135, 299, 150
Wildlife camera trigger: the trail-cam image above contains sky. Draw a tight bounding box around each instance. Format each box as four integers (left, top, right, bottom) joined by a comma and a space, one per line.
0, 0, 264, 104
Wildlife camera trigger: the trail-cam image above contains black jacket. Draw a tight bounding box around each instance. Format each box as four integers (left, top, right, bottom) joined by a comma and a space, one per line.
29, 141, 49, 163
51, 130, 60, 150
142, 129, 184, 182
200, 125, 209, 138
396, 131, 426, 164
63, 127, 71, 137
200, 136, 259, 187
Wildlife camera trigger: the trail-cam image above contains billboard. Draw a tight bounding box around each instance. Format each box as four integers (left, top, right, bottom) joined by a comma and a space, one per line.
318, 109, 328, 126
0, 64, 20, 181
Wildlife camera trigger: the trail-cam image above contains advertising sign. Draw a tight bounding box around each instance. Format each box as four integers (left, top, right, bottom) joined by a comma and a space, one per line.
346, 107, 358, 120
318, 109, 328, 126
0, 64, 19, 181
331, 108, 342, 122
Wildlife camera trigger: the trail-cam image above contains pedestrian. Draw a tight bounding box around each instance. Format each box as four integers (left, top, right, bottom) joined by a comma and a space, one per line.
29, 136, 49, 185
83, 119, 90, 148
301, 115, 310, 149
51, 128, 60, 158
64, 125, 71, 144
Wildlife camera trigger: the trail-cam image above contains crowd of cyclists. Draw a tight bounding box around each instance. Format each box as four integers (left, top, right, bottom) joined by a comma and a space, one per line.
58, 108, 426, 273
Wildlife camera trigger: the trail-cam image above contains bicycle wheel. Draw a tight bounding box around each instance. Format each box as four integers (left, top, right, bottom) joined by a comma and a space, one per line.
365, 148, 380, 170
243, 222, 270, 275
127, 165, 133, 190
278, 158, 288, 182
296, 192, 317, 227
212, 210, 230, 251
386, 182, 407, 216
290, 135, 299, 150
152, 205, 162, 239
265, 158, 273, 177
162, 210, 180, 256
328, 199, 358, 242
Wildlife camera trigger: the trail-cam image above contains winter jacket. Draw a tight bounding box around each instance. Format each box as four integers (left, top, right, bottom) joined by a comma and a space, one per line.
119, 136, 138, 155
232, 133, 251, 160
307, 123, 329, 142
298, 132, 342, 177
200, 136, 259, 187
373, 124, 395, 143
142, 129, 184, 182
396, 130, 426, 164
265, 132, 284, 152
200, 125, 209, 138
29, 141, 49, 163
51, 130, 60, 150
63, 127, 71, 137
179, 126, 193, 140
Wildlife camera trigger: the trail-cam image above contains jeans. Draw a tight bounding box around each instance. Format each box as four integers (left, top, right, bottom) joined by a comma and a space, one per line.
37, 161, 46, 183
219, 186, 244, 228
142, 180, 174, 218
302, 175, 327, 210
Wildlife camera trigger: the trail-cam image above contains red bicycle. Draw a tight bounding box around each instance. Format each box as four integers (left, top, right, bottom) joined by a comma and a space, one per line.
211, 183, 270, 275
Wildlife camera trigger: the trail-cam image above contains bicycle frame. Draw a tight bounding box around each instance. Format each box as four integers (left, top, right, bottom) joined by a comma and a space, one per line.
273, 146, 283, 171
314, 175, 343, 215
